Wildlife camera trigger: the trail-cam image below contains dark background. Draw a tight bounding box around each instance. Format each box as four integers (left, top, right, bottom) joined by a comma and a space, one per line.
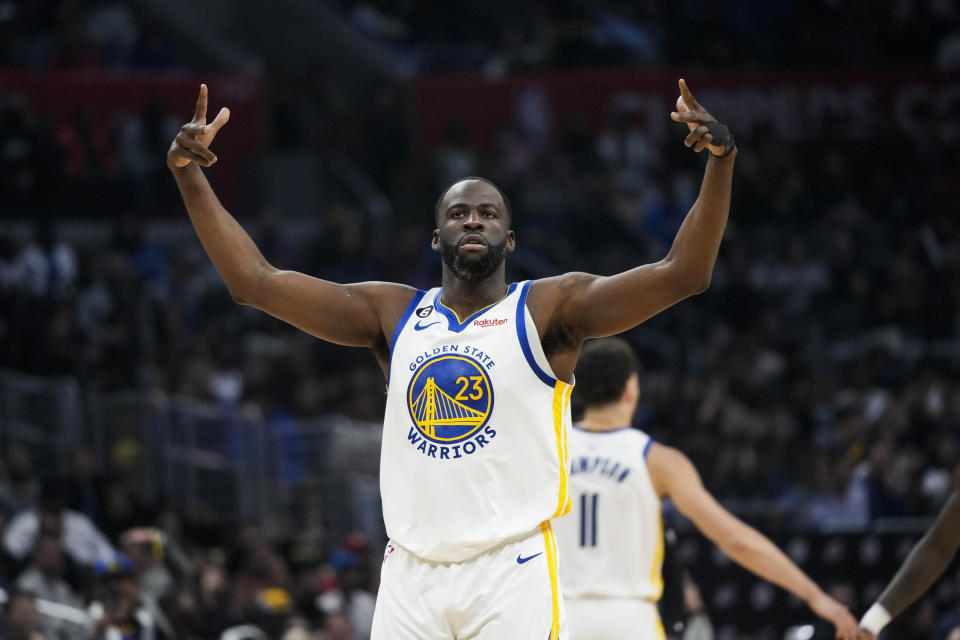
0, 1, 959, 639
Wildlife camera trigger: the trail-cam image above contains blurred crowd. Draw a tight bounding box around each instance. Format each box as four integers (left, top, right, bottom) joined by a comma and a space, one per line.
3, 70, 959, 533
0, 87, 183, 218
0, 0, 185, 219
336, 0, 960, 72
0, 0, 178, 70
0, 444, 378, 640
2, 2, 960, 639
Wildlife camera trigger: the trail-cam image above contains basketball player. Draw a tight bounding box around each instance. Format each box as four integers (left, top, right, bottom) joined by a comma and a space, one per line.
552, 338, 859, 640
857, 470, 959, 639
167, 79, 734, 639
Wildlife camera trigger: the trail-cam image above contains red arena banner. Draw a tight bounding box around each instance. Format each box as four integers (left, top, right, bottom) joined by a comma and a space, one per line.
416, 69, 960, 154
0, 70, 263, 210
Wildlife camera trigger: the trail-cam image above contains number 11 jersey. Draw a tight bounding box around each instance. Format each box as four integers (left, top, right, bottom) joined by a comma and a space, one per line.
552, 427, 665, 601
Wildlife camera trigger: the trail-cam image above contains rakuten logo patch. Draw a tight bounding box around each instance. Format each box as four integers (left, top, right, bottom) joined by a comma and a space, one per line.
474, 318, 508, 328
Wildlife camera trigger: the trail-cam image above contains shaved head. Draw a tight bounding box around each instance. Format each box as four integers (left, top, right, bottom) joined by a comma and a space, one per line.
435, 177, 512, 226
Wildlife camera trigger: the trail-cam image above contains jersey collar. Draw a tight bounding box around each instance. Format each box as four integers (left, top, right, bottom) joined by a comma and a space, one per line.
435, 282, 517, 333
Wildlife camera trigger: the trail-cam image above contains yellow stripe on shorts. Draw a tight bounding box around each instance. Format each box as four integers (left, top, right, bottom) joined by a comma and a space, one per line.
655, 612, 666, 640
650, 511, 665, 600
541, 521, 560, 639
551, 381, 573, 518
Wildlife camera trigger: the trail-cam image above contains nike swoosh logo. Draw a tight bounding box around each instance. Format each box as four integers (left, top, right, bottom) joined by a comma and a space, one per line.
414, 320, 441, 331
516, 552, 543, 564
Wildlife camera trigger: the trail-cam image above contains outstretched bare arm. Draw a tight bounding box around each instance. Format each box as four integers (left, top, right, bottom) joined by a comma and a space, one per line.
168, 85, 413, 354
648, 444, 859, 640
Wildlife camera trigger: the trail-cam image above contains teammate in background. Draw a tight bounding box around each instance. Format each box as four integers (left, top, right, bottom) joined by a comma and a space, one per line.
168, 80, 734, 639
857, 471, 960, 639
552, 338, 859, 640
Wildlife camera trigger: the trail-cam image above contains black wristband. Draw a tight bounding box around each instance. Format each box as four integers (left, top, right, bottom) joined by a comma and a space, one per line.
704, 120, 736, 158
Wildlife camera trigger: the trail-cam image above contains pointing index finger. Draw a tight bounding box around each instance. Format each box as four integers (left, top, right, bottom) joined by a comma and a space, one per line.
193, 83, 208, 125
671, 111, 706, 123
679, 78, 700, 109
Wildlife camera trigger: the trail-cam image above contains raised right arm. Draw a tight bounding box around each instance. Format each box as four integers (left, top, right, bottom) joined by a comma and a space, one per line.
168, 85, 414, 351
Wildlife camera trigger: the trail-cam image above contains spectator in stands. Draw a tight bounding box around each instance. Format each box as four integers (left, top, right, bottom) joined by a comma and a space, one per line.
190, 562, 233, 637
82, 0, 140, 68
1, 589, 47, 640
88, 553, 175, 640
319, 549, 374, 640
99, 483, 143, 542
433, 120, 476, 190
15, 533, 81, 606
121, 527, 174, 606
0, 94, 60, 209
219, 581, 297, 640
65, 446, 110, 525
316, 612, 355, 640
119, 97, 179, 210
13, 221, 77, 298
804, 453, 872, 531
0, 443, 40, 520
57, 106, 117, 207
15, 533, 83, 640
4, 484, 115, 569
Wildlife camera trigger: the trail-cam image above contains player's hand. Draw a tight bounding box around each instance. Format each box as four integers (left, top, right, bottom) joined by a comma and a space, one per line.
669, 79, 735, 158
167, 83, 231, 170
857, 629, 877, 640
807, 591, 859, 640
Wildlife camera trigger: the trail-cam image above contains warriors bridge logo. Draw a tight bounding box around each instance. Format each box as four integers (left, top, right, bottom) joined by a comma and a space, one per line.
408, 355, 492, 442
405, 352, 498, 459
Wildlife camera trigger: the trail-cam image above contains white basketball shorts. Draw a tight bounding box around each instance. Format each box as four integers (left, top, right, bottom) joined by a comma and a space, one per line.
371, 522, 567, 640
565, 597, 664, 640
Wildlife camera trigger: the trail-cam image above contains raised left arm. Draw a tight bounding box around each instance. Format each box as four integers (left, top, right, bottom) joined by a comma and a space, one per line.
542, 79, 736, 340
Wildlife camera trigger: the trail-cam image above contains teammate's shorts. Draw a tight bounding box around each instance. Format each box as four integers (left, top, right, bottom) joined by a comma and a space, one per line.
371, 521, 568, 640
565, 597, 664, 640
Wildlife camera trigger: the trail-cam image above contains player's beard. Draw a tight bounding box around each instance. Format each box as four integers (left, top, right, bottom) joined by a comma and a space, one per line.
440, 238, 507, 282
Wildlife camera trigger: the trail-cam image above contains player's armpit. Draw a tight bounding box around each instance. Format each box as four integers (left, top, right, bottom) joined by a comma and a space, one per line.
242, 272, 417, 349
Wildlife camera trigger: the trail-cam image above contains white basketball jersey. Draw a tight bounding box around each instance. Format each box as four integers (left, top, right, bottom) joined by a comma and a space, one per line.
553, 427, 664, 600
381, 281, 573, 563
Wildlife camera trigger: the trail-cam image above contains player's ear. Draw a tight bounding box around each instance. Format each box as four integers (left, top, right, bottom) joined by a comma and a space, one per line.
431, 229, 440, 252
505, 230, 516, 253
621, 374, 640, 404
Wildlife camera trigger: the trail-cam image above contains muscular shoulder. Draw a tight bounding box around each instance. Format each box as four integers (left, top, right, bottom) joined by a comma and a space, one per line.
646, 443, 698, 499
351, 281, 419, 363
528, 273, 597, 307
527, 273, 597, 350
345, 281, 420, 336
350, 281, 420, 313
